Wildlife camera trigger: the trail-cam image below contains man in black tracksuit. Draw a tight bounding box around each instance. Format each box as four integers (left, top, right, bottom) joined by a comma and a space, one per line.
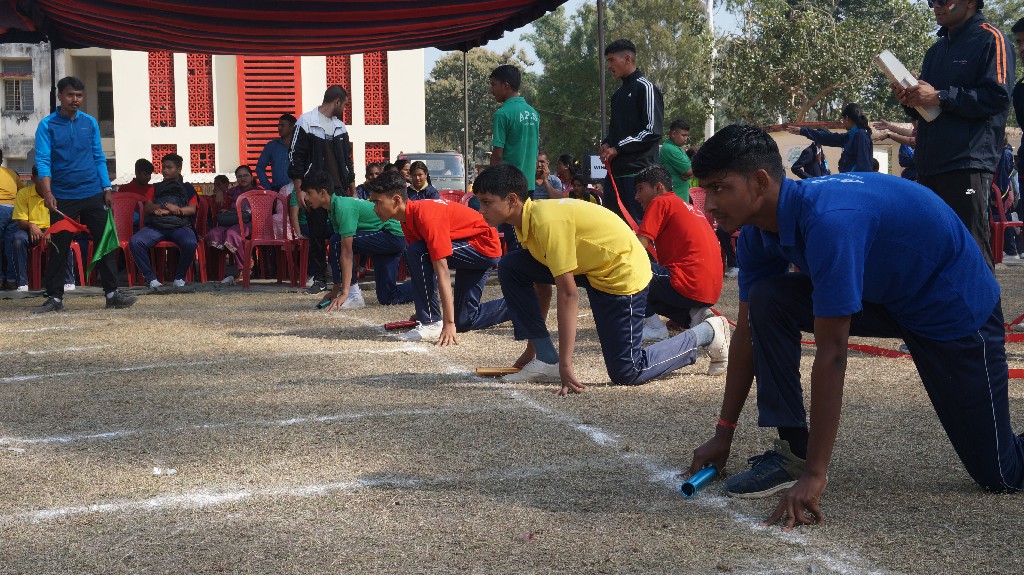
896, 0, 1013, 271
289, 85, 355, 293
600, 39, 664, 225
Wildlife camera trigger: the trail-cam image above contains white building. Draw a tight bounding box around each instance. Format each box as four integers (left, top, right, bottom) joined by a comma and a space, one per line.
0, 44, 426, 183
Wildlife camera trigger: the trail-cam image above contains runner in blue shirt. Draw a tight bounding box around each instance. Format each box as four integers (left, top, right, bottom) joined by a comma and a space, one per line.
686, 124, 1023, 530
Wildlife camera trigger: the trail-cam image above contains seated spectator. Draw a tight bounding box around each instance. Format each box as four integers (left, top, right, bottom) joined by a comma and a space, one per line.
255, 113, 296, 191
0, 149, 21, 288
11, 166, 77, 291
556, 154, 576, 190
356, 162, 383, 200
533, 152, 564, 200
128, 153, 198, 289
568, 175, 600, 204
407, 161, 440, 201
117, 158, 155, 196
207, 165, 256, 253
394, 159, 412, 184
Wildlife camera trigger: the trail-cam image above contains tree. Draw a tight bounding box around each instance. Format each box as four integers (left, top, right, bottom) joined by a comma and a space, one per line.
424, 48, 536, 165
715, 0, 934, 125
979, 0, 1024, 32
524, 1, 713, 159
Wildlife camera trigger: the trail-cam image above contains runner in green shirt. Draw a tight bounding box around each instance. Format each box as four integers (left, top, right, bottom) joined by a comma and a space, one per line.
659, 119, 693, 202
489, 64, 539, 194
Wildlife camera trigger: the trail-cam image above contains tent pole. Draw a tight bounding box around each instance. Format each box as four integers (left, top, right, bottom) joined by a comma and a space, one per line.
597, 0, 606, 141
463, 50, 470, 192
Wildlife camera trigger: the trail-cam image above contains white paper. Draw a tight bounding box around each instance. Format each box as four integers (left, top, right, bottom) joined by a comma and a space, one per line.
874, 50, 941, 122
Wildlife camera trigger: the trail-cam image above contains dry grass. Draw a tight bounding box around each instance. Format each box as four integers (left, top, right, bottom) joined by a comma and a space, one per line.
1, 266, 1023, 574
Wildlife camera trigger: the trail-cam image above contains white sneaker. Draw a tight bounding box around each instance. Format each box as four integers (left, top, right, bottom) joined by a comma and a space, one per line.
503, 358, 560, 383
64, 283, 76, 291
705, 316, 732, 376
642, 315, 669, 341
689, 306, 712, 329
305, 276, 315, 288
399, 321, 443, 342
725, 267, 740, 278
16, 285, 28, 292
148, 279, 162, 289
172, 279, 186, 288
340, 289, 366, 310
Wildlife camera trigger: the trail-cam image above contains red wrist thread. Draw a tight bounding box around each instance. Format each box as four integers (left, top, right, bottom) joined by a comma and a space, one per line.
716, 418, 738, 429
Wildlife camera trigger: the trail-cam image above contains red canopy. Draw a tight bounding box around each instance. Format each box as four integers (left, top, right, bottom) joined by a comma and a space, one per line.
0, 0, 566, 53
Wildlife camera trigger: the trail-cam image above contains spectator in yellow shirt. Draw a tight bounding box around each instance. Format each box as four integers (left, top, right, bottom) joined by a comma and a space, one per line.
11, 166, 77, 291
0, 149, 23, 289
473, 163, 732, 396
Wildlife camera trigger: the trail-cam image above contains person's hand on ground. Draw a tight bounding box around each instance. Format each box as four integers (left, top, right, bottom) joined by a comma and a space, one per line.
556, 363, 585, 396
764, 474, 828, 531
685, 432, 732, 478
435, 322, 458, 346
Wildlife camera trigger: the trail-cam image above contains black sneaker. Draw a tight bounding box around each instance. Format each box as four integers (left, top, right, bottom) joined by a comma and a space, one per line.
304, 280, 328, 295
32, 297, 65, 314
723, 439, 805, 499
105, 290, 138, 309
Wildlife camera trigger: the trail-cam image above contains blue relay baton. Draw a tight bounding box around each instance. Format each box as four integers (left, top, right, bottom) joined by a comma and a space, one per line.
680, 466, 718, 498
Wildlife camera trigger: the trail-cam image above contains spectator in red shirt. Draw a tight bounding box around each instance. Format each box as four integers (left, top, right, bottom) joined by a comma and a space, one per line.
368, 171, 508, 345
634, 166, 724, 357
116, 158, 155, 197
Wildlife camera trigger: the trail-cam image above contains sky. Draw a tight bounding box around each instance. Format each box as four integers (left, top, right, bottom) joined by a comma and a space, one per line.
423, 0, 741, 79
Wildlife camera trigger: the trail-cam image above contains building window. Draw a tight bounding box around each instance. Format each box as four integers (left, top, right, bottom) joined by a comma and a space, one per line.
149, 52, 176, 127
186, 54, 214, 127
2, 60, 33, 113
326, 55, 352, 125
365, 142, 390, 166
190, 143, 216, 173
363, 52, 389, 126
97, 71, 114, 137
236, 56, 301, 170
151, 144, 178, 171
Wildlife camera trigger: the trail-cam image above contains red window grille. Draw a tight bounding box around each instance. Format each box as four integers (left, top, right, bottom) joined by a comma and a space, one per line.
364, 142, 390, 166
363, 52, 389, 126
326, 55, 353, 125
151, 144, 178, 170
149, 52, 176, 127
187, 54, 214, 127
236, 56, 302, 170
191, 144, 216, 173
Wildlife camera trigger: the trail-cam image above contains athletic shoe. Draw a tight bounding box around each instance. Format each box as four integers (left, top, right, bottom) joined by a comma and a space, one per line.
15, 285, 28, 292
105, 290, 138, 309
642, 315, 669, 341
399, 321, 443, 342
725, 267, 740, 278
148, 279, 162, 289
305, 276, 315, 288
340, 288, 366, 310
898, 342, 910, 354
172, 279, 186, 288
689, 306, 712, 329
503, 358, 560, 383
705, 315, 731, 376
304, 280, 328, 295
32, 297, 64, 314
724, 439, 805, 499
64, 283, 76, 291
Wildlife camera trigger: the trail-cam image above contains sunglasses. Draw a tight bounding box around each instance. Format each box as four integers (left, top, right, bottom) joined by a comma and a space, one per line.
926, 0, 953, 7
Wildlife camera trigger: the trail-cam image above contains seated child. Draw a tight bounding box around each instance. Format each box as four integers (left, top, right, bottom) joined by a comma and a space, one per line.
473, 163, 731, 395
568, 175, 600, 204
207, 165, 256, 253
407, 161, 441, 201
11, 166, 76, 291
634, 166, 724, 359
367, 171, 508, 344
128, 153, 198, 288
301, 170, 413, 310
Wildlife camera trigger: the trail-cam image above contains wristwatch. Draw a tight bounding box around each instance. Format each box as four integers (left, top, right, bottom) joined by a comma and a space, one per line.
936, 90, 949, 109
103, 187, 112, 193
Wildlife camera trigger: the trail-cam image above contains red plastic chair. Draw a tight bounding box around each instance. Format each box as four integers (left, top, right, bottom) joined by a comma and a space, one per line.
110, 192, 145, 286
688, 187, 717, 229
28, 240, 87, 290
236, 190, 295, 288
146, 196, 210, 284
440, 190, 466, 203
991, 182, 1022, 265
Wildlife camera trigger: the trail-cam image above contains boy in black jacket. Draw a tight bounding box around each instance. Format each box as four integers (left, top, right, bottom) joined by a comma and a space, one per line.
128, 153, 198, 289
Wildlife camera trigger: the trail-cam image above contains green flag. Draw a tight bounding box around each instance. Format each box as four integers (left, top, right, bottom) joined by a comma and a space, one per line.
87, 210, 120, 276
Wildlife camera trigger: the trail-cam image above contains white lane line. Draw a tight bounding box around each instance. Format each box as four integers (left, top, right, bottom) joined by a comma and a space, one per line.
10, 326, 74, 333
0, 345, 112, 357
0, 404, 520, 446
3, 463, 580, 524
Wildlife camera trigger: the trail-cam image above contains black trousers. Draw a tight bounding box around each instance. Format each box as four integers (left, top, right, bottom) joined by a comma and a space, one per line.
306, 206, 331, 282
918, 170, 994, 271
46, 194, 118, 298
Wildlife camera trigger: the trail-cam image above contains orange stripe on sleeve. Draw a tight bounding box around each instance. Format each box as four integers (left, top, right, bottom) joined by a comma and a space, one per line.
982, 23, 1007, 85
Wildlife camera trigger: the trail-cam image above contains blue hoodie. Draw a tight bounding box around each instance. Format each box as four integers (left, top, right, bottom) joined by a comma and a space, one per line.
909, 11, 1014, 177
34, 109, 111, 199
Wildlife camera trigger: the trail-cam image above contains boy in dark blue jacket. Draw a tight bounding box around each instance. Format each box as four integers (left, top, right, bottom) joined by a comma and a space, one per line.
128, 153, 198, 289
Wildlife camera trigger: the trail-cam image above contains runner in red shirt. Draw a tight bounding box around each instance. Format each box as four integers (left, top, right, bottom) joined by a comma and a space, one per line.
367, 171, 507, 344
635, 166, 723, 350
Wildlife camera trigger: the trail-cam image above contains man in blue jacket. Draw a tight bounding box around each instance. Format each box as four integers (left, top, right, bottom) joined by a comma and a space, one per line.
34, 77, 136, 313
600, 39, 664, 225
895, 0, 1014, 271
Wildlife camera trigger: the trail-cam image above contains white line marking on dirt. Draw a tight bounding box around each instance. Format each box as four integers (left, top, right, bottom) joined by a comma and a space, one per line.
11, 326, 74, 333
0, 405, 519, 446
0, 345, 112, 357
